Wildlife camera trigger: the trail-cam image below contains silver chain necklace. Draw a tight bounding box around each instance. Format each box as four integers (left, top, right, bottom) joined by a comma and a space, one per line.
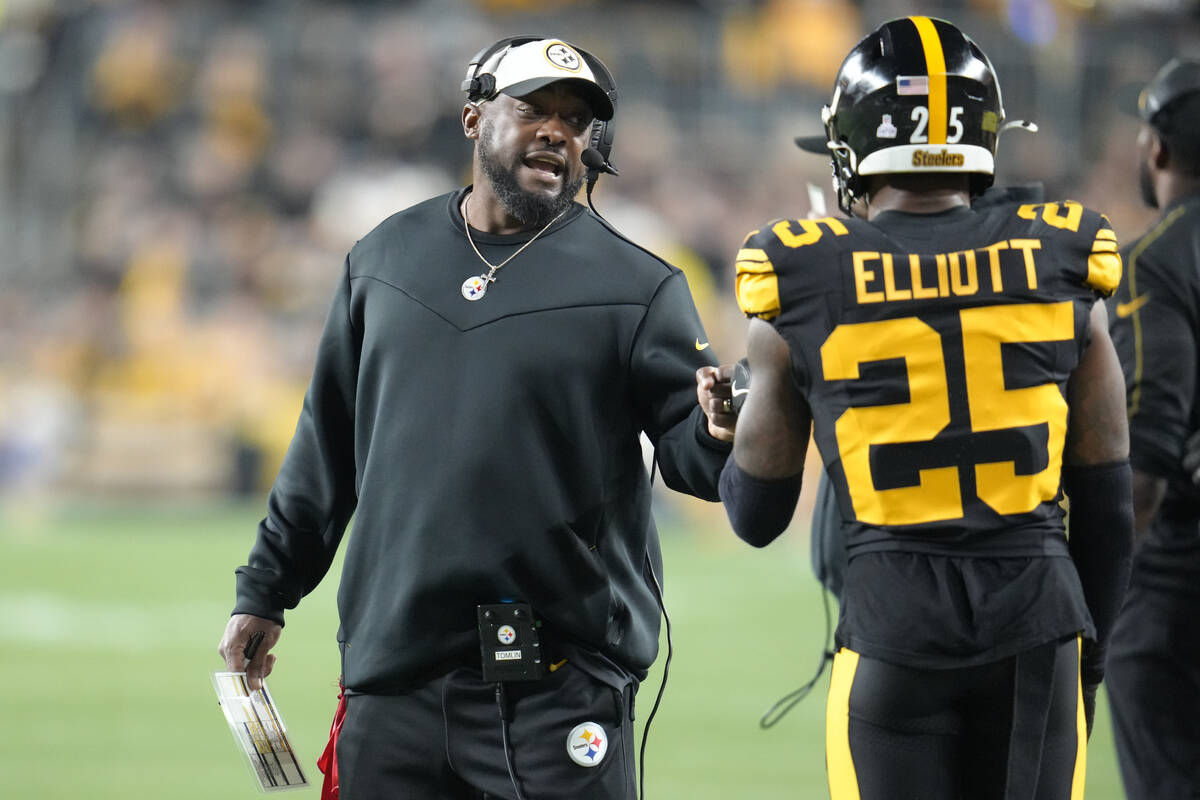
460, 193, 566, 301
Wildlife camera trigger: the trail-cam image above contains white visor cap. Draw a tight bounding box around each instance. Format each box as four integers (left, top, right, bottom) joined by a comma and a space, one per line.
487, 39, 614, 121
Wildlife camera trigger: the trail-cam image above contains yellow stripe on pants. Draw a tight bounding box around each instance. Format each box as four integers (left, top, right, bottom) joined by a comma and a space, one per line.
1071, 637, 1088, 799
826, 648, 862, 800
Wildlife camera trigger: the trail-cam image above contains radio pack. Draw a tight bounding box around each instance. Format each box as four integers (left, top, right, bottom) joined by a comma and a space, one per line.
477, 603, 544, 682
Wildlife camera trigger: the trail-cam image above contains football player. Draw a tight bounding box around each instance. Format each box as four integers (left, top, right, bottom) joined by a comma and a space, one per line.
720, 16, 1133, 799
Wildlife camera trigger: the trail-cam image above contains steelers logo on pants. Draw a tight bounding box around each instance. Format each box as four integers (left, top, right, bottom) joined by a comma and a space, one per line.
566, 721, 607, 767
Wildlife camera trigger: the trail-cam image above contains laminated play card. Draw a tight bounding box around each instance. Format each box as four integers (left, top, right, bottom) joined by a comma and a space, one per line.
212, 671, 309, 792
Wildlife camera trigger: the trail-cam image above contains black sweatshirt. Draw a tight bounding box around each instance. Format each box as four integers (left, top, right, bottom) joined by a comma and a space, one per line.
1109, 193, 1200, 596
233, 189, 730, 692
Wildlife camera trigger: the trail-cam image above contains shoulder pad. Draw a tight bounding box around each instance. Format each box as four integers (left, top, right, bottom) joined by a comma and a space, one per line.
734, 217, 851, 319
1086, 216, 1121, 296
1012, 201, 1121, 296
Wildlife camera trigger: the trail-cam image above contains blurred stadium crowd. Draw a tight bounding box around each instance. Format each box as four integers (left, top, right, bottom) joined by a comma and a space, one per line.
0, 0, 1195, 500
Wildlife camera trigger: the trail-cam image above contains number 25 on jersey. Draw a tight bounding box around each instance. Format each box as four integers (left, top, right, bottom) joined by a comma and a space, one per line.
821, 301, 1074, 526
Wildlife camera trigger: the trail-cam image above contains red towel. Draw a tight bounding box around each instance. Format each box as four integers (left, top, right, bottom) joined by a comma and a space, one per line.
316, 681, 347, 800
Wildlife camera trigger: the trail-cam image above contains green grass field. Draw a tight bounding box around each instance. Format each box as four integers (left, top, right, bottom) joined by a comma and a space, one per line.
0, 500, 1126, 798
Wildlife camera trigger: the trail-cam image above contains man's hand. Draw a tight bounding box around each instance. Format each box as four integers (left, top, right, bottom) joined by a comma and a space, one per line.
218, 614, 283, 691
1183, 430, 1200, 486
697, 364, 736, 442
1082, 682, 1099, 739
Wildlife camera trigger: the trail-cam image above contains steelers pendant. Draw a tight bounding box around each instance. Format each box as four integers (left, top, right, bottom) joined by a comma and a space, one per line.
462, 275, 487, 301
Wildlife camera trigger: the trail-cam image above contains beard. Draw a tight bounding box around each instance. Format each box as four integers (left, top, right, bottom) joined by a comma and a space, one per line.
1138, 158, 1158, 209
478, 121, 584, 228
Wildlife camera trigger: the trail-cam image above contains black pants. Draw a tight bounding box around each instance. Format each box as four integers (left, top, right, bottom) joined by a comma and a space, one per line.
826, 638, 1086, 800
335, 660, 636, 799
1107, 582, 1200, 800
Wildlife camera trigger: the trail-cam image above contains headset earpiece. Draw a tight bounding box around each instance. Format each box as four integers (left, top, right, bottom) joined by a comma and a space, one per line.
473, 73, 496, 101
460, 42, 497, 99
578, 49, 618, 180
461, 35, 541, 102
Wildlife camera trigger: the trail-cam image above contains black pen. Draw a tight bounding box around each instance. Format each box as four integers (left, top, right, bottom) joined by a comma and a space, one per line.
243, 630, 266, 670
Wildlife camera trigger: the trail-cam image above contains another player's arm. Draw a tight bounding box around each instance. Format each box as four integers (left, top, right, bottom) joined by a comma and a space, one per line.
719, 318, 812, 546
1181, 428, 1200, 488
1119, 252, 1196, 535
1061, 301, 1134, 726
1130, 472, 1167, 536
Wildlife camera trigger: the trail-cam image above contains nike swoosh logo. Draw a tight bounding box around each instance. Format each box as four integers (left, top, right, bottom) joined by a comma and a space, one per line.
695, 339, 710, 350
731, 386, 749, 397
1116, 294, 1150, 318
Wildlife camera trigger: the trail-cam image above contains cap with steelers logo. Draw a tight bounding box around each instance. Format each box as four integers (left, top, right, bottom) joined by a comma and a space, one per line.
477, 39, 614, 121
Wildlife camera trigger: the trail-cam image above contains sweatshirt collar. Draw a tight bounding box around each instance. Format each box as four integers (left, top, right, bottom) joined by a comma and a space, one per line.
448, 186, 585, 245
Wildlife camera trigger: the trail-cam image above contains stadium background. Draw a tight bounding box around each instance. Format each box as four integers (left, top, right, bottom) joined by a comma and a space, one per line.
0, 0, 1193, 797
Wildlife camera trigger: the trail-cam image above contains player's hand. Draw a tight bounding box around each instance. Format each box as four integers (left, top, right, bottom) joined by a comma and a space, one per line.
219, 614, 283, 692
1081, 682, 1099, 739
1079, 638, 1102, 739
1182, 430, 1200, 486
697, 364, 736, 442
730, 358, 751, 414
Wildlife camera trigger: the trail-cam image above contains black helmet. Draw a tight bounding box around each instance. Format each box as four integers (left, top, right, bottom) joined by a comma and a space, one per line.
817, 16, 1008, 215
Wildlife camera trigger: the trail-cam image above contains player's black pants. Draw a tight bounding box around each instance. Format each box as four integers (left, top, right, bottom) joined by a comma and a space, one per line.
826, 638, 1087, 800
335, 657, 636, 800
1106, 581, 1200, 800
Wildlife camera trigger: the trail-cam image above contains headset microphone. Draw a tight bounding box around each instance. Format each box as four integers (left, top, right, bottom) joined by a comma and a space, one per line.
581, 147, 618, 176
581, 148, 617, 218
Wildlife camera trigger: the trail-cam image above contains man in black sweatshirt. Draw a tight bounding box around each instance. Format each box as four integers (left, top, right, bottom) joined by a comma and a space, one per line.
217, 36, 735, 800
1106, 57, 1200, 800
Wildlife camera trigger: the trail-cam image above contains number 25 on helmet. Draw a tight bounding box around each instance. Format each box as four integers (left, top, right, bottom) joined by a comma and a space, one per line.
813, 16, 1037, 215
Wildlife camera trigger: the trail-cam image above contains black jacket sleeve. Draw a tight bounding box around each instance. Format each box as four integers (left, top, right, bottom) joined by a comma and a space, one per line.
1117, 249, 1197, 478
233, 260, 361, 623
630, 270, 731, 501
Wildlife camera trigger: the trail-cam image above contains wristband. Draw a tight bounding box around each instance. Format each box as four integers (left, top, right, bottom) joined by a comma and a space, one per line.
1063, 459, 1134, 684
719, 455, 802, 547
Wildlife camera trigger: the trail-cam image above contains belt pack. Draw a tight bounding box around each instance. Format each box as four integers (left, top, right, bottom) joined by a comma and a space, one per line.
477, 603, 545, 682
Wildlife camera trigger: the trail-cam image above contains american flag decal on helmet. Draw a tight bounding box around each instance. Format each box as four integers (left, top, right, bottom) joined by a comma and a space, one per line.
897, 76, 930, 95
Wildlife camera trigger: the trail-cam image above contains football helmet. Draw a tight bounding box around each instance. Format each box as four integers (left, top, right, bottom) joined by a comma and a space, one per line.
817, 16, 1006, 215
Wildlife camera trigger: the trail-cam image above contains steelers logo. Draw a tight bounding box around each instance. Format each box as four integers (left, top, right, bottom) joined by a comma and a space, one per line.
545, 43, 582, 72
497, 624, 517, 645
461, 275, 487, 301
566, 722, 607, 767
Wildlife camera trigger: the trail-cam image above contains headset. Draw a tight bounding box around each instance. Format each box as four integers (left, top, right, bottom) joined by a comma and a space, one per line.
461, 36, 619, 208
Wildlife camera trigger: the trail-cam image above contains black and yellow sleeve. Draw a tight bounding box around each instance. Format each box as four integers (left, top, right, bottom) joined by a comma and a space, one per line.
734, 231, 781, 320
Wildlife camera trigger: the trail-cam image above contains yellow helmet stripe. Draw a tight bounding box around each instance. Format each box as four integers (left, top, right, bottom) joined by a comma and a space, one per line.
910, 16, 948, 144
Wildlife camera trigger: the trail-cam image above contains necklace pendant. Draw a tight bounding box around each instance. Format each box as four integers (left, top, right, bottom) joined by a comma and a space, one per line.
462, 275, 488, 301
